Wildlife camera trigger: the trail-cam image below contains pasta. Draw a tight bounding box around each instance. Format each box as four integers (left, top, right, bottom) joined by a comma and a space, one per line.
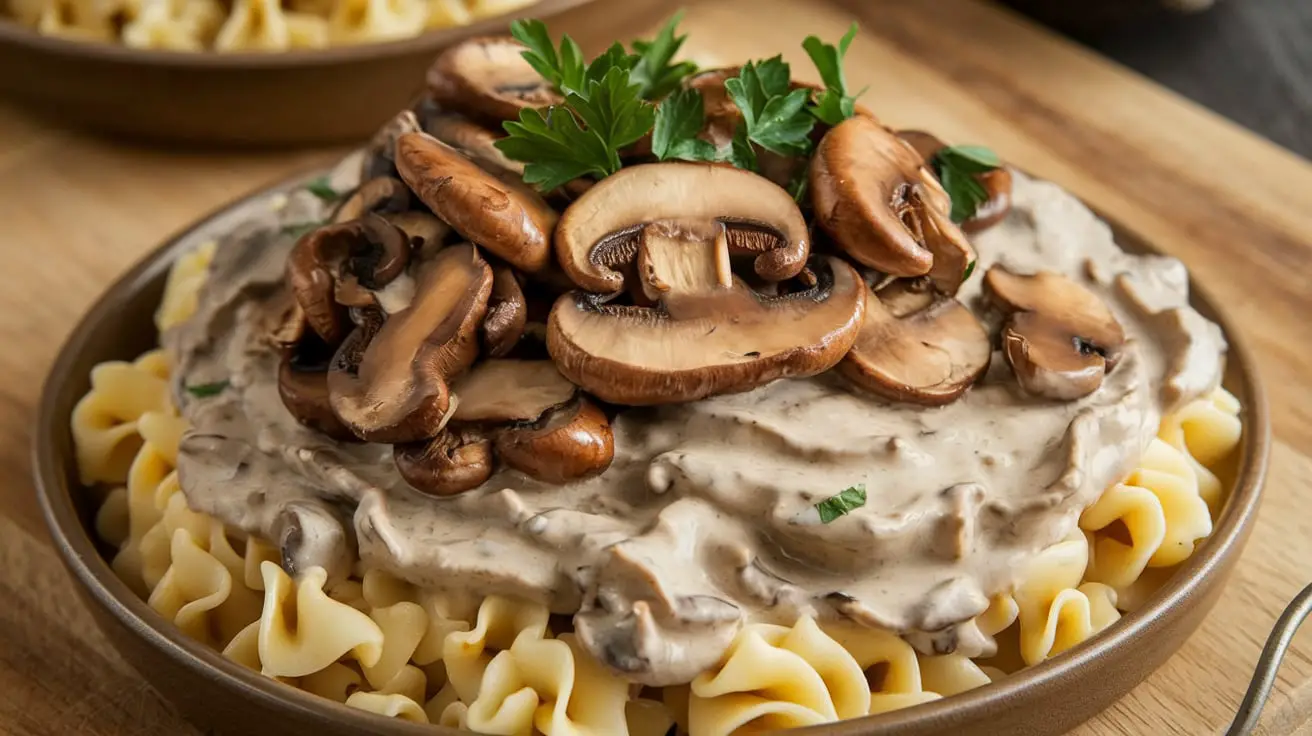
73, 247, 1246, 736
1, 0, 541, 51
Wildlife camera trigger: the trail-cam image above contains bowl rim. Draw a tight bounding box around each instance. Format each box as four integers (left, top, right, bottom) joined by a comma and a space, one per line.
0, 0, 600, 68
31, 168, 1272, 735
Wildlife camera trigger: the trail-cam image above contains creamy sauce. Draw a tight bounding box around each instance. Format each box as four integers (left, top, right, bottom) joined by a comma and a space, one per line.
168, 164, 1226, 686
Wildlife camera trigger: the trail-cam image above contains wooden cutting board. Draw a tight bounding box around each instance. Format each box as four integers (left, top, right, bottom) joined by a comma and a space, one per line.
2, 0, 1311, 734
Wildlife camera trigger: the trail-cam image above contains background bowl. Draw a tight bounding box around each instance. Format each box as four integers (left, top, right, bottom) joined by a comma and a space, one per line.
0, 0, 666, 146
32, 169, 1269, 736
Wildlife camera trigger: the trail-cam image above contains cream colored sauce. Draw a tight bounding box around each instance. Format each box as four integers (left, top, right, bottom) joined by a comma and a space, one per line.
168, 165, 1226, 687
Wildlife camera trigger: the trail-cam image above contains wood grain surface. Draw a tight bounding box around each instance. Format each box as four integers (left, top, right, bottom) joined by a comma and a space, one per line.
1, 0, 1311, 734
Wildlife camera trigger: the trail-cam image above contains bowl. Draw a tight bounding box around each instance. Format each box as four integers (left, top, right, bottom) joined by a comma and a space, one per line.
0, 0, 665, 146
32, 168, 1270, 736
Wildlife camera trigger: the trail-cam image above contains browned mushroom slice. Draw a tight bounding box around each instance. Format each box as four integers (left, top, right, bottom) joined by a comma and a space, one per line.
811, 117, 976, 294
361, 110, 421, 182
481, 266, 528, 358
277, 330, 358, 442
897, 129, 1013, 234
395, 428, 494, 497
451, 359, 577, 423
327, 244, 493, 443
838, 293, 991, 406
496, 398, 614, 484
424, 112, 525, 181
983, 266, 1127, 400
555, 162, 809, 293
381, 210, 449, 257
547, 247, 866, 405
285, 214, 411, 344
426, 36, 562, 123
395, 132, 558, 273
332, 176, 411, 224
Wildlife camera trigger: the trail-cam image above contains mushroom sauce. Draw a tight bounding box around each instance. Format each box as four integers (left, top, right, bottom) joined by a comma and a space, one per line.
167, 162, 1225, 687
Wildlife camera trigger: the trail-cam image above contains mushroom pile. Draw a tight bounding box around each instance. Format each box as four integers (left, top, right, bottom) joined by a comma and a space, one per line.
273, 35, 1128, 496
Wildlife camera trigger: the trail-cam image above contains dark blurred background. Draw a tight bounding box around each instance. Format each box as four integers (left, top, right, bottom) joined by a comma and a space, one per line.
1006, 0, 1311, 157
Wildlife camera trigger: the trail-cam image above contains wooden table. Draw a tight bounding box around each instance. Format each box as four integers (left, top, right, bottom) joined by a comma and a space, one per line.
2, 0, 1311, 734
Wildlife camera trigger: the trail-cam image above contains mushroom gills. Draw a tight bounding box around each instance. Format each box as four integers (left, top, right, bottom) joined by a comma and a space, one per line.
838, 294, 992, 406
983, 266, 1127, 401
547, 255, 867, 405
327, 244, 492, 443
495, 398, 615, 484
451, 359, 577, 423
554, 163, 810, 293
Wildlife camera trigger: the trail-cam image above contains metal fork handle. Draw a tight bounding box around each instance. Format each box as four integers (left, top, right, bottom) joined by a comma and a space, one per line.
1226, 582, 1312, 736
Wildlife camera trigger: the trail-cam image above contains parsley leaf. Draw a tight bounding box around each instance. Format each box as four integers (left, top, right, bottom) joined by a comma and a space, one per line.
497, 108, 615, 191
934, 144, 1002, 223
652, 88, 717, 162
786, 166, 809, 203
304, 176, 338, 202
629, 12, 699, 100
511, 18, 586, 95
728, 124, 758, 170
185, 380, 230, 398
280, 221, 324, 239
725, 58, 815, 159
802, 23, 864, 126
815, 484, 867, 523
497, 22, 657, 191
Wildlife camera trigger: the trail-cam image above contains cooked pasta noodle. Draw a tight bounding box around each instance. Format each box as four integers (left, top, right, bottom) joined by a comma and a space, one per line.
73, 246, 1246, 735
2, 0, 541, 50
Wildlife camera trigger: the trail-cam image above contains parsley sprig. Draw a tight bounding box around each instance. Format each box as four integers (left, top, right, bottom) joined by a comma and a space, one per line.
933, 145, 1003, 223
725, 57, 816, 160
815, 484, 867, 523
629, 11, 699, 100
802, 23, 865, 126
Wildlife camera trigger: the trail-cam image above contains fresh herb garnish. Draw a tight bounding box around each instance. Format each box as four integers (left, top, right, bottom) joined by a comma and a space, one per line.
934, 145, 1003, 223
724, 57, 816, 160
962, 258, 977, 283
304, 176, 338, 202
280, 221, 324, 239
629, 12, 699, 100
185, 380, 230, 398
498, 22, 657, 191
815, 484, 867, 523
511, 18, 588, 96
652, 88, 718, 162
786, 166, 809, 203
802, 23, 864, 126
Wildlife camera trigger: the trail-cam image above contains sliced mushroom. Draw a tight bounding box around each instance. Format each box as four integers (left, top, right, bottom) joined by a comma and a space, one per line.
838, 293, 991, 406
426, 36, 562, 123
273, 500, 354, 585
547, 245, 866, 405
495, 398, 614, 484
811, 117, 976, 295
555, 162, 809, 293
361, 110, 421, 182
898, 129, 1013, 234
983, 266, 1127, 401
481, 266, 528, 358
285, 215, 411, 344
395, 428, 494, 497
451, 359, 577, 423
380, 210, 450, 257
277, 329, 358, 442
396, 132, 558, 273
332, 176, 411, 224
327, 244, 493, 443
425, 112, 525, 180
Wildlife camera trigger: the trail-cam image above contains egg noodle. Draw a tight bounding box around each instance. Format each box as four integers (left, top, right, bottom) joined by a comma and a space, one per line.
68, 240, 1244, 736
2, 0, 536, 52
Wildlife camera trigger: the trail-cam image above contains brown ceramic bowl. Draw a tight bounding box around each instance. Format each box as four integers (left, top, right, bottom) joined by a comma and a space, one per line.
0, 0, 665, 146
32, 169, 1270, 736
